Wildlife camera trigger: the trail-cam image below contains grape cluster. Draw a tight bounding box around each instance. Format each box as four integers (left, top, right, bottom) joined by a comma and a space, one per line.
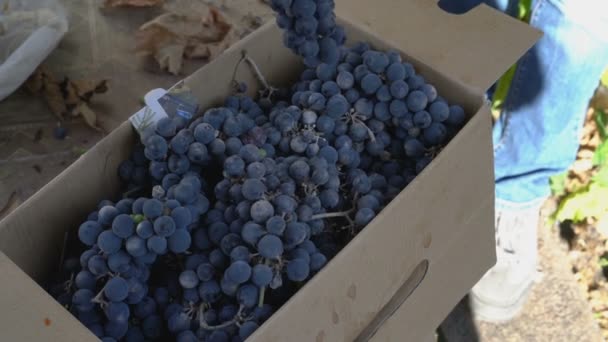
265, 41, 467, 231
270, 0, 345, 68
45, 2, 468, 341
63, 176, 205, 341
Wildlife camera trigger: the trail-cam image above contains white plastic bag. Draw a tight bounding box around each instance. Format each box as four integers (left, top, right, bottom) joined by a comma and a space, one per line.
0, 0, 68, 101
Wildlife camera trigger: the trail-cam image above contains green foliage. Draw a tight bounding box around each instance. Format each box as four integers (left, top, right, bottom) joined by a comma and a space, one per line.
491, 64, 517, 111
600, 256, 608, 268
553, 109, 608, 224
594, 109, 608, 143
554, 182, 608, 223
549, 171, 568, 197
601, 69, 608, 88
594, 141, 608, 168
518, 0, 533, 22
593, 110, 608, 169
593, 167, 608, 186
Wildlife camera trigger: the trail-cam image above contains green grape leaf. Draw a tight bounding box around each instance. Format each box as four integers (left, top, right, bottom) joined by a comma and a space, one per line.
593, 140, 608, 167
601, 69, 608, 87
594, 109, 608, 141
555, 182, 608, 223
549, 171, 568, 197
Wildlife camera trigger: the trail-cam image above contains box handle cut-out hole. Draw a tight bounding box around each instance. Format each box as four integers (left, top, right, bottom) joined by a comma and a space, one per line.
354, 260, 429, 342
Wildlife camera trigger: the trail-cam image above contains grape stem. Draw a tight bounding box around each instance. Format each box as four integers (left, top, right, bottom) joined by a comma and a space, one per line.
352, 117, 376, 142
258, 286, 266, 308
429, 146, 443, 158
244, 53, 270, 90
257, 259, 271, 308
184, 302, 200, 319
91, 286, 108, 308
302, 182, 318, 196
312, 209, 356, 228
198, 305, 246, 330
311, 210, 353, 220
231, 50, 278, 99
63, 272, 75, 293
275, 257, 285, 270
230, 54, 247, 93
344, 110, 377, 143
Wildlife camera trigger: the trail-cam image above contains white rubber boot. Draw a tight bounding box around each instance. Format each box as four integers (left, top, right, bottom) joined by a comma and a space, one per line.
469, 201, 542, 323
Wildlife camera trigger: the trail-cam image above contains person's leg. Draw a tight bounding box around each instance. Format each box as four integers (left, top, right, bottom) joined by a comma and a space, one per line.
493, 0, 608, 205
471, 0, 608, 322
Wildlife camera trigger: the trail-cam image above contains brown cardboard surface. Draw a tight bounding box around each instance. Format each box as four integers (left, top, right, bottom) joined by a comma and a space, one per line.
336, 0, 543, 92
0, 5, 538, 342
0, 123, 134, 282
0, 251, 98, 341
367, 106, 496, 342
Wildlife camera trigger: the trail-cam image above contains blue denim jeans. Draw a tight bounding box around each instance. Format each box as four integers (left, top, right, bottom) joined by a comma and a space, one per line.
440, 0, 608, 210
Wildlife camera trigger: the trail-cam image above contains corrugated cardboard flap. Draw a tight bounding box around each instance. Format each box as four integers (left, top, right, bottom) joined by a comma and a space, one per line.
0, 251, 98, 341
336, 0, 542, 92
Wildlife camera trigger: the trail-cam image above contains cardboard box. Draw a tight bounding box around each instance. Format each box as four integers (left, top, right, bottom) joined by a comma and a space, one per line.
0, 2, 540, 341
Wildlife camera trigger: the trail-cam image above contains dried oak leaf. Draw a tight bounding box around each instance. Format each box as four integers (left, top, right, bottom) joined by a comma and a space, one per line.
71, 79, 109, 100
63, 79, 106, 131
61, 77, 109, 108
23, 66, 107, 131
103, 0, 163, 8
155, 43, 186, 76
24, 67, 66, 120
72, 103, 102, 131
135, 6, 234, 75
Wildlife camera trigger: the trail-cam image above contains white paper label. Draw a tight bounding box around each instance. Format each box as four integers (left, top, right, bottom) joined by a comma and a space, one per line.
129, 88, 168, 136
128, 81, 199, 137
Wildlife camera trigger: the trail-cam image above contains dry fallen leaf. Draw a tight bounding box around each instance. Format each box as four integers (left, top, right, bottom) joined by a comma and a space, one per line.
62, 77, 108, 109
72, 103, 102, 131
103, 0, 163, 8
70, 79, 109, 101
135, 6, 235, 75
23, 67, 107, 131
44, 82, 67, 119
155, 43, 186, 75
25, 66, 67, 120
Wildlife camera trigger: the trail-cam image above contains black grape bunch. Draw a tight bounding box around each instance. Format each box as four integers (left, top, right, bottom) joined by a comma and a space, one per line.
72, 188, 202, 341
270, 0, 345, 68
